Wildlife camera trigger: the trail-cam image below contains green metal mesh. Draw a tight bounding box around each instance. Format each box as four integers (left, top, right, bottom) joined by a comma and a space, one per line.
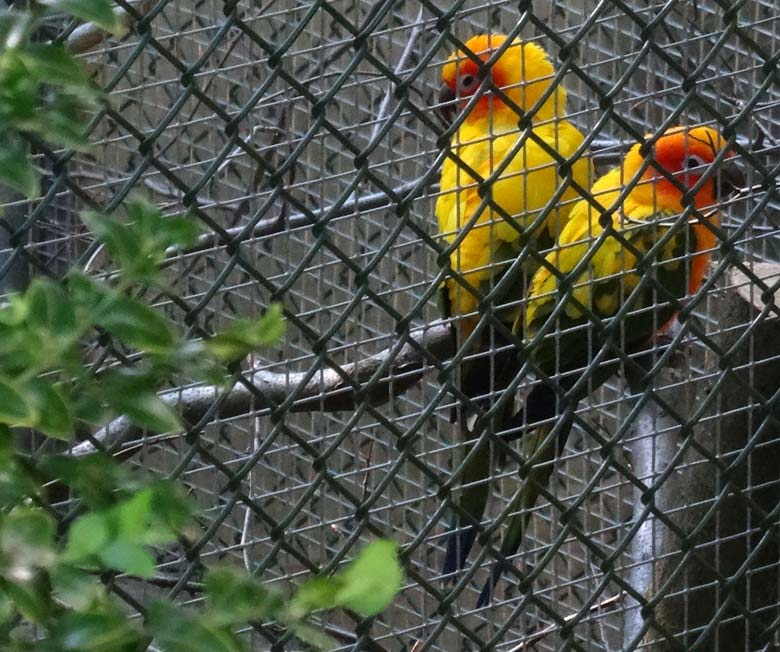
4, 0, 780, 650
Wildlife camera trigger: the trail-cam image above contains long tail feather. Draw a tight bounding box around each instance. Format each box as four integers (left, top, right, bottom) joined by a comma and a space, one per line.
476, 442, 552, 607
476, 385, 572, 606
443, 435, 490, 575
442, 331, 520, 577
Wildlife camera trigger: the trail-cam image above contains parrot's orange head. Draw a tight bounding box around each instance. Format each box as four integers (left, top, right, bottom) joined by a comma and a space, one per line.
438, 34, 566, 125
627, 125, 744, 211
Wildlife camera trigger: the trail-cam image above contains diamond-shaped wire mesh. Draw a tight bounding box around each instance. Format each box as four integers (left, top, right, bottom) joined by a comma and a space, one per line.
4, 0, 780, 650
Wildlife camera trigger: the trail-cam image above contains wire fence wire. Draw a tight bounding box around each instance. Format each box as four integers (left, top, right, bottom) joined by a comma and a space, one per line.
4, 0, 780, 650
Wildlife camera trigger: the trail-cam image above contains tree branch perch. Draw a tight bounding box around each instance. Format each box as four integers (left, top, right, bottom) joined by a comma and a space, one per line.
65, 0, 156, 54
71, 323, 453, 457
72, 267, 780, 461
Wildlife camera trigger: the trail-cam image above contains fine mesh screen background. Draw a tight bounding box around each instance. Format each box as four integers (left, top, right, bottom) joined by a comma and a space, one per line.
5, 1, 780, 650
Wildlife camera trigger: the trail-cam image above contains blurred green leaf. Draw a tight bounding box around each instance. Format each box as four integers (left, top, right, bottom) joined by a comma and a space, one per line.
0, 134, 37, 198
81, 211, 143, 275
18, 44, 89, 88
101, 370, 181, 433
287, 622, 337, 651
51, 564, 106, 611
0, 589, 13, 634
66, 271, 109, 315
332, 540, 402, 617
145, 481, 192, 544
0, 508, 57, 605
84, 201, 201, 280
0, 11, 33, 49
1, 507, 55, 556
41, 0, 124, 34
24, 380, 73, 440
286, 541, 401, 622
71, 387, 111, 427
0, 427, 31, 509
100, 540, 155, 578
111, 390, 179, 433
0, 377, 37, 426
287, 576, 342, 619
147, 601, 243, 652
115, 488, 152, 535
258, 303, 286, 342
0, 324, 38, 377
0, 293, 28, 327
47, 609, 144, 652
0, 50, 36, 120
207, 304, 286, 362
163, 340, 226, 386
64, 485, 186, 578
126, 198, 200, 250
204, 567, 283, 626
33, 94, 96, 150
26, 278, 78, 338
0, 571, 53, 623
157, 215, 200, 249
40, 454, 121, 509
64, 512, 109, 562
97, 297, 175, 353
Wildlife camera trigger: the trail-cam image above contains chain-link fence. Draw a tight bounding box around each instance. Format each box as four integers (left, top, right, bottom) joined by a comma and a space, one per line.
6, 0, 780, 650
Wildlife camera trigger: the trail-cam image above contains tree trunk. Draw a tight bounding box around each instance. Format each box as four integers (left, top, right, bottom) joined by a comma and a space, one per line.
624, 278, 780, 651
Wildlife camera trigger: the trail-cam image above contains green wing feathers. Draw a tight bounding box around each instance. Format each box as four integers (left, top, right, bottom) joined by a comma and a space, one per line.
477, 215, 704, 604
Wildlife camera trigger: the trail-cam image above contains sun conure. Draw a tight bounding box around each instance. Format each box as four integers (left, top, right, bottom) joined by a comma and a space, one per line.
435, 33, 592, 578
476, 124, 744, 606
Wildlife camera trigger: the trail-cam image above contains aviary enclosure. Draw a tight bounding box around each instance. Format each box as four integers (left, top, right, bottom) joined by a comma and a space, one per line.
7, 0, 780, 650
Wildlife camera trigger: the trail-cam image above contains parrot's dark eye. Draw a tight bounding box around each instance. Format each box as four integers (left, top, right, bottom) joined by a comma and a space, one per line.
458, 74, 479, 94
684, 154, 707, 170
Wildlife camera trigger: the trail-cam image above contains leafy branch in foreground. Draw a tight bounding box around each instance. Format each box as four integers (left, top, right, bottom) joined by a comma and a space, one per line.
0, 196, 402, 651
0, 0, 124, 199
0, 197, 278, 439
152, 541, 403, 652
0, 1, 402, 649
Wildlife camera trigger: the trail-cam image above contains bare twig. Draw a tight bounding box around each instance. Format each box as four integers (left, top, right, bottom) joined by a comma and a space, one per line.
241, 417, 261, 572
70, 323, 453, 457
160, 176, 438, 265
359, 436, 375, 504
507, 592, 626, 652
368, 6, 425, 143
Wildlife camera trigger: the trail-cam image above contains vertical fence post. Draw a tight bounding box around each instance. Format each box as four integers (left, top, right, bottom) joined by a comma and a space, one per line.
624, 283, 780, 651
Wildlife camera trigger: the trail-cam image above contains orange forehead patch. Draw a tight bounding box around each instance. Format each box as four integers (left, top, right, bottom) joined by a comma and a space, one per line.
442, 34, 510, 85
652, 126, 727, 158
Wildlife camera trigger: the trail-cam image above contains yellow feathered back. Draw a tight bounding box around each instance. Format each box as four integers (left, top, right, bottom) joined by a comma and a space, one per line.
436, 34, 592, 330
525, 125, 734, 340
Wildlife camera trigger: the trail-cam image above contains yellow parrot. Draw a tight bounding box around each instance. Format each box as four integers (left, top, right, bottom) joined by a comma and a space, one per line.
477, 125, 744, 605
435, 34, 592, 577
